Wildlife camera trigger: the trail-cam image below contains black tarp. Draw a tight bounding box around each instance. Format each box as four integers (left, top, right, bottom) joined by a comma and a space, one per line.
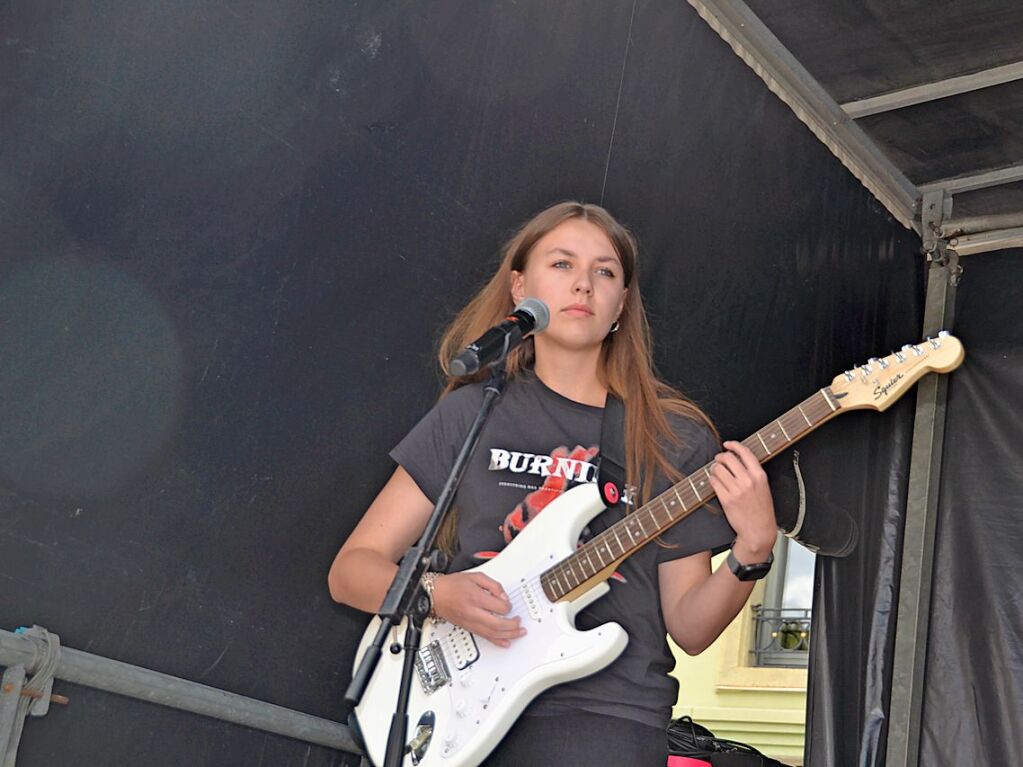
919, 250, 1023, 763
804, 403, 918, 766
1, 2, 923, 765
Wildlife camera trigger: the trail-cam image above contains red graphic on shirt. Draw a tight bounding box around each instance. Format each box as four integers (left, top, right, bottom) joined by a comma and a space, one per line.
473, 444, 626, 584
500, 444, 598, 543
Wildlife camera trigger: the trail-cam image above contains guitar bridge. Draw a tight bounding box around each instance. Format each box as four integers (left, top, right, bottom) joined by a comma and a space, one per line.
415, 640, 451, 694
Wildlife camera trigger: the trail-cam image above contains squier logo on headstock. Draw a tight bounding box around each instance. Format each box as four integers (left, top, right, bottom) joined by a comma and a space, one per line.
873, 373, 905, 401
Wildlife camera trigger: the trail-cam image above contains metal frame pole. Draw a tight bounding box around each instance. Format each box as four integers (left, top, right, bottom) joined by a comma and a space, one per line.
686, 0, 920, 230
0, 628, 363, 759
841, 60, 1023, 118
885, 198, 960, 766
947, 226, 1023, 256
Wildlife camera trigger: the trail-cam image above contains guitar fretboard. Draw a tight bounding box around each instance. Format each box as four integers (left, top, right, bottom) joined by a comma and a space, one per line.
539, 387, 841, 601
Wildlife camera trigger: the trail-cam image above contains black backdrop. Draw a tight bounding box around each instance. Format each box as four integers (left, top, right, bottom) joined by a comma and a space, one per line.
1, 2, 923, 765
919, 250, 1023, 765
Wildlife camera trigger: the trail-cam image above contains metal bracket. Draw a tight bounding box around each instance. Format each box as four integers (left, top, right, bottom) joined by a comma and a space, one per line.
920, 188, 947, 255
18, 627, 59, 718
920, 189, 963, 287
0, 627, 65, 766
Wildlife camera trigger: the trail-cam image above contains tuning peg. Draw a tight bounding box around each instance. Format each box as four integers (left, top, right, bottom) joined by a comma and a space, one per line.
895, 350, 907, 363
843, 370, 855, 382
928, 337, 941, 349
912, 344, 924, 356
938, 330, 950, 337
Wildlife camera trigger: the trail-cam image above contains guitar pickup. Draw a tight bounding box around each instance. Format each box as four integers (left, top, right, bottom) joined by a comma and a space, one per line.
447, 626, 480, 670
415, 640, 452, 694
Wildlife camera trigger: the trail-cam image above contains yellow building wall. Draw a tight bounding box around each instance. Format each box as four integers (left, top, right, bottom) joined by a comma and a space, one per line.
669, 553, 808, 766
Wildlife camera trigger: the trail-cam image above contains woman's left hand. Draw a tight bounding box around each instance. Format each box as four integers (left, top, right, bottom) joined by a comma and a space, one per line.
708, 440, 777, 557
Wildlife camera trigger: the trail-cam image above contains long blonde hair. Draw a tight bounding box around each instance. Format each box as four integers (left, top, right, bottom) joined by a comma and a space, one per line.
436, 202, 717, 549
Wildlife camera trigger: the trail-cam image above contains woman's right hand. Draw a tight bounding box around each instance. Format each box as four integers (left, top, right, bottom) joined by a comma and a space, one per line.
431, 572, 526, 647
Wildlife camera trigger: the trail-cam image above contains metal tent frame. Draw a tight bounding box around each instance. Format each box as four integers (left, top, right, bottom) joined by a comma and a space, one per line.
687, 1, 1022, 764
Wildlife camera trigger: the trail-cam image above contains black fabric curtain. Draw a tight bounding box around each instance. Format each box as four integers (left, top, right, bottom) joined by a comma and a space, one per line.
919, 249, 1023, 763
807, 249, 1023, 766
1, 1, 926, 764
804, 400, 918, 766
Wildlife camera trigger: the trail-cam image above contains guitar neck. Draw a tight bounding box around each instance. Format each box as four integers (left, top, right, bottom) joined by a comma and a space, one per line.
540, 387, 842, 602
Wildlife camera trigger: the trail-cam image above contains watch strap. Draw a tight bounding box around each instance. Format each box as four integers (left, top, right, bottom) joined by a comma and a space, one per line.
727, 549, 774, 581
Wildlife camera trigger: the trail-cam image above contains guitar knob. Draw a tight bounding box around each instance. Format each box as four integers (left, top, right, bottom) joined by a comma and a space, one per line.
458, 671, 473, 688
454, 699, 468, 718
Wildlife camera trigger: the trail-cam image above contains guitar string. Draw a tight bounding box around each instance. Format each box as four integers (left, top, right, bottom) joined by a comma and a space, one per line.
535, 392, 835, 599
432, 393, 837, 644
424, 370, 941, 690
444, 385, 929, 642
432, 574, 544, 658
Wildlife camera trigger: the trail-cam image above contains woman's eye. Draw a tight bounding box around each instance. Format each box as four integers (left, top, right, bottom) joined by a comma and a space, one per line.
552, 260, 571, 269
597, 267, 616, 278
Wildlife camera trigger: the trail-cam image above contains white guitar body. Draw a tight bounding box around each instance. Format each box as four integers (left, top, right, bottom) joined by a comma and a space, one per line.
352, 482, 628, 767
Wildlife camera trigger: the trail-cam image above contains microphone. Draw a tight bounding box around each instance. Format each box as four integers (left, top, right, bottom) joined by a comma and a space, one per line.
449, 298, 550, 376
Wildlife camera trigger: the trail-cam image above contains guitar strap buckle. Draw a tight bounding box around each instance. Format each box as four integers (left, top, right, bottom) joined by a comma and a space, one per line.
598, 394, 628, 510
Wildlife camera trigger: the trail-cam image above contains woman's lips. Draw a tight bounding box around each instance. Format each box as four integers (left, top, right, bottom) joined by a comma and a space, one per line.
562, 305, 594, 316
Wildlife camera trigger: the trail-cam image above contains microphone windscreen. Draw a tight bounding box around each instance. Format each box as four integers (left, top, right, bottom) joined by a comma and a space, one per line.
516, 298, 550, 332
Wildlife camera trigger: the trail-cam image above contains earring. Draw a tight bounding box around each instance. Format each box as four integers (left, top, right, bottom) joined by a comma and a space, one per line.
609, 320, 620, 334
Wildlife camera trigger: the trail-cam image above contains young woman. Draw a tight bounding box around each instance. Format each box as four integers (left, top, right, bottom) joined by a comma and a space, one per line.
328, 202, 778, 764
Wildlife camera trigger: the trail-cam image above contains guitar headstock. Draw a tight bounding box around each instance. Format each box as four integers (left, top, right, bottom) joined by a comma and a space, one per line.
829, 332, 965, 412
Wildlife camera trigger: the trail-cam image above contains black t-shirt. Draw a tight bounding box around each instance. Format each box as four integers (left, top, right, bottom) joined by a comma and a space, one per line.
391, 371, 735, 728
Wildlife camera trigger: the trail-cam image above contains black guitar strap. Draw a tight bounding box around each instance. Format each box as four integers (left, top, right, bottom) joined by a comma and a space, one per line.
598, 393, 628, 510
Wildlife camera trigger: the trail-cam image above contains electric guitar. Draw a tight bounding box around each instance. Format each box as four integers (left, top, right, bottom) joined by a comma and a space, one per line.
352, 333, 965, 767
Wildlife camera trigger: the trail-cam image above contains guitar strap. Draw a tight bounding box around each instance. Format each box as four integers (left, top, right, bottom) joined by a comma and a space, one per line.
597, 393, 628, 510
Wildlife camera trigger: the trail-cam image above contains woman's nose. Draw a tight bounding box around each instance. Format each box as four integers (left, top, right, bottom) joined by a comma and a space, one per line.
573, 275, 593, 294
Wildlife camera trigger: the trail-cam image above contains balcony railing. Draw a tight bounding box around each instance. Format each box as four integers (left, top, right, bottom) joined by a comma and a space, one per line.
751, 606, 811, 668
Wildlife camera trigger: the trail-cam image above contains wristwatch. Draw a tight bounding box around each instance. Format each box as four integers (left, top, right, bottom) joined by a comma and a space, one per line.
726, 548, 774, 581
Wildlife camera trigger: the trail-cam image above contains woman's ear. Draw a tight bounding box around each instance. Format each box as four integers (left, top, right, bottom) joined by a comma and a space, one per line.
510, 270, 525, 304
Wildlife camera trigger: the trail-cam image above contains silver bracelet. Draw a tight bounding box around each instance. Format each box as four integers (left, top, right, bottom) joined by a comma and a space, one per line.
420, 571, 442, 621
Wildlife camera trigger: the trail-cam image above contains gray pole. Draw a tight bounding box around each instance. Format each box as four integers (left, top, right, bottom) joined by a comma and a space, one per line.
884, 226, 960, 766
0, 628, 363, 758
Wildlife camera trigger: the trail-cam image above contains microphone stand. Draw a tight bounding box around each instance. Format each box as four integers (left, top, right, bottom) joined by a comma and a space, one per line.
345, 362, 509, 767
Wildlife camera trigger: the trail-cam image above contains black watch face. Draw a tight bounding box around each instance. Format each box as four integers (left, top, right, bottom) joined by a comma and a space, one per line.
728, 550, 773, 581
737, 563, 772, 581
